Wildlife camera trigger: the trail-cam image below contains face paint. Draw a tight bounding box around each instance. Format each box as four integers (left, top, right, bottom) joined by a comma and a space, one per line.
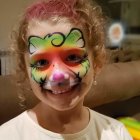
28, 28, 85, 53
28, 28, 90, 93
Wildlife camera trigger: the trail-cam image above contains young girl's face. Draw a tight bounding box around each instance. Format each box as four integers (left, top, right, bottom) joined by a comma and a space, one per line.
25, 19, 94, 111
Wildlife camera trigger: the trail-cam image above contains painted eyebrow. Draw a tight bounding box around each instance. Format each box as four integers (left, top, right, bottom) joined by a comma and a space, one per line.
28, 32, 65, 54
28, 28, 85, 54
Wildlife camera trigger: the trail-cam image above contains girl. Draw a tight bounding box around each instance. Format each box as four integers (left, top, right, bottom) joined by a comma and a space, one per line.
0, 0, 132, 139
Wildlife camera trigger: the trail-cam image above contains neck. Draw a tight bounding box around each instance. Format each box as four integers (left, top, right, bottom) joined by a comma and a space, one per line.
37, 101, 84, 123
29, 101, 89, 133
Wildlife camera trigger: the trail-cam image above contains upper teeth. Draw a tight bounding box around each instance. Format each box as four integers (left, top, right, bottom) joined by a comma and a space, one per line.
52, 88, 71, 94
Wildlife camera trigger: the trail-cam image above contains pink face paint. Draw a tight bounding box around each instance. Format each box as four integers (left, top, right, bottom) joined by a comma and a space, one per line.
52, 71, 70, 81
53, 73, 65, 81
50, 73, 70, 93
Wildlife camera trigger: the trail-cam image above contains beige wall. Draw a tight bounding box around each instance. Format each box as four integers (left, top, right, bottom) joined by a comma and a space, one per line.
121, 1, 140, 27
0, 0, 34, 49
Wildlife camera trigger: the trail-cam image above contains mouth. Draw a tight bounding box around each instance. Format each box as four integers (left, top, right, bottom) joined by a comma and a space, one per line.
42, 84, 79, 95
51, 87, 71, 94
42, 78, 80, 95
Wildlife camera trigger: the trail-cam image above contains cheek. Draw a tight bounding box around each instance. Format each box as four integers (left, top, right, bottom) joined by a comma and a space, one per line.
30, 68, 51, 84
68, 59, 90, 78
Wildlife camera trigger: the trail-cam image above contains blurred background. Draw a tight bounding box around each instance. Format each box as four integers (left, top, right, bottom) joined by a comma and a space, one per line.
0, 0, 140, 139
98, 0, 140, 63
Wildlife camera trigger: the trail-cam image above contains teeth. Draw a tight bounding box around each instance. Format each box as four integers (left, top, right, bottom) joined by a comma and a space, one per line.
52, 88, 71, 94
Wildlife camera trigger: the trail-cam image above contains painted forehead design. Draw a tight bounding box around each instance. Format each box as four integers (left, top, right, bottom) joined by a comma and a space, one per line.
28, 28, 85, 54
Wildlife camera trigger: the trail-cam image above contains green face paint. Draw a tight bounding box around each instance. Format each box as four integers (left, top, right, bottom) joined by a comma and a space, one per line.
28, 28, 85, 54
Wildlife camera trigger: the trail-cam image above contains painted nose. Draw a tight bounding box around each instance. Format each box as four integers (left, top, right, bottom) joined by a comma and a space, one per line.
50, 71, 70, 90
53, 73, 64, 81
52, 71, 69, 82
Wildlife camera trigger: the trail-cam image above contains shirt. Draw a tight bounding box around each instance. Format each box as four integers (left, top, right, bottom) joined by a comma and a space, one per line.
0, 109, 133, 140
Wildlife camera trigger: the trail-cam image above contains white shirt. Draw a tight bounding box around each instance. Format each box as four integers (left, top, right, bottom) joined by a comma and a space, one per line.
0, 109, 133, 140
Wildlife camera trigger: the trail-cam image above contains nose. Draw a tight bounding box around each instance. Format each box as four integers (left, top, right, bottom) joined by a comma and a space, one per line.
48, 60, 71, 89
52, 71, 69, 82
50, 70, 70, 90
48, 60, 71, 91
53, 72, 65, 81
50, 60, 69, 82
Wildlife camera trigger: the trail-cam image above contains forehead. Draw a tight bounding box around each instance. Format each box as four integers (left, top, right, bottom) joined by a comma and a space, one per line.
27, 19, 74, 38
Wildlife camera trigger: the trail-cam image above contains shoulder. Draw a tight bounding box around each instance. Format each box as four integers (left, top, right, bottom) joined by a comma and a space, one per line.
89, 109, 133, 140
0, 111, 26, 129
90, 109, 122, 126
0, 111, 27, 139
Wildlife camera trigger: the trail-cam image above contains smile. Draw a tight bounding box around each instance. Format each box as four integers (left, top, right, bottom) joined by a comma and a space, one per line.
42, 77, 80, 95
42, 83, 79, 95
52, 87, 71, 94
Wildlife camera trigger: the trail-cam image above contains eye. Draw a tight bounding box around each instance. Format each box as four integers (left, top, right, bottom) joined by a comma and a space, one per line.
34, 59, 49, 68
66, 54, 82, 63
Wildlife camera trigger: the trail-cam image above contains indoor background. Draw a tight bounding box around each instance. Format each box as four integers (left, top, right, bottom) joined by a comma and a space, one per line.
0, 0, 140, 139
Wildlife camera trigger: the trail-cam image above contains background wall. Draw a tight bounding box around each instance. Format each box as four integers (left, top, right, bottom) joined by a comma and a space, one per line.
0, 0, 34, 49
121, 1, 140, 27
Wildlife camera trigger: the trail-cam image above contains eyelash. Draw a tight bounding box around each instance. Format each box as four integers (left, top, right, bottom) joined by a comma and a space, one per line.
30, 59, 49, 69
30, 53, 88, 69
65, 54, 88, 63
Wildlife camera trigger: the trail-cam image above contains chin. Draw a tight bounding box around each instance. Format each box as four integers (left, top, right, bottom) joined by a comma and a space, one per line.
48, 101, 81, 112
32, 78, 92, 112
39, 82, 88, 111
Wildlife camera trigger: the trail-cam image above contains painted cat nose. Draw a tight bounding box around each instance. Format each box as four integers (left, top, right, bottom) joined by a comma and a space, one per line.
53, 73, 64, 81
50, 72, 70, 90
52, 72, 69, 82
